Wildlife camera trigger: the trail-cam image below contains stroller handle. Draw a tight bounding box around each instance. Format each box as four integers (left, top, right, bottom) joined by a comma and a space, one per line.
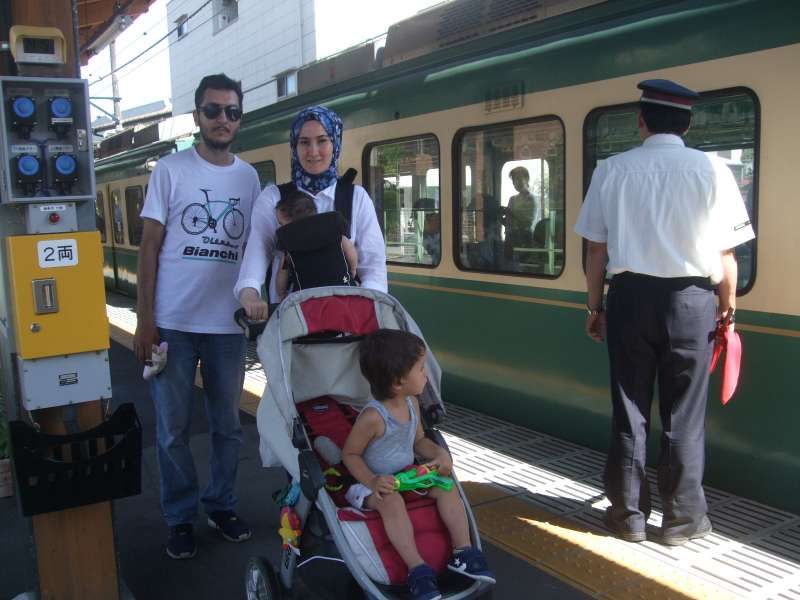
233, 307, 267, 341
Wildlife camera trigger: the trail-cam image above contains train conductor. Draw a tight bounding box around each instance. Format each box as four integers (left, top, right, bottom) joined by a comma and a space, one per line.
574, 79, 755, 546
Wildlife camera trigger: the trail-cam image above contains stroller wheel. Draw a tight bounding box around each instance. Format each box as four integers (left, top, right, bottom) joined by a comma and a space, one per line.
245, 556, 281, 600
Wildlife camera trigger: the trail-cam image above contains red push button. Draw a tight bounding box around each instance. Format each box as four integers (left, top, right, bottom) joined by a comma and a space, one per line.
48, 213, 60, 223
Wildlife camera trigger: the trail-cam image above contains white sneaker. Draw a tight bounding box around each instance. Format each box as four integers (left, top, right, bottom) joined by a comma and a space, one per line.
143, 342, 168, 380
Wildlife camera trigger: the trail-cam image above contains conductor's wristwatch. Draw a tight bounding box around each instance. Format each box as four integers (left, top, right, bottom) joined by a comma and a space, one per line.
586, 305, 604, 316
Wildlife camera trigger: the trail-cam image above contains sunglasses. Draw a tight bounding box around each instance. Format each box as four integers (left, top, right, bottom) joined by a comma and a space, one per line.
198, 103, 242, 122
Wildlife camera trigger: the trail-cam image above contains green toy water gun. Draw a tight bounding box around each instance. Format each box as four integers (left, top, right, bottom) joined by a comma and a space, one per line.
394, 464, 453, 492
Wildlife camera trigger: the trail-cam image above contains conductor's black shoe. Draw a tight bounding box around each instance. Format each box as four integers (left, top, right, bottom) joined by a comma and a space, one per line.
166, 524, 197, 559
603, 509, 646, 543
208, 510, 252, 542
660, 516, 712, 546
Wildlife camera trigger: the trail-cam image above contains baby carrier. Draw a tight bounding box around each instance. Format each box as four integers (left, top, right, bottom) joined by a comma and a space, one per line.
275, 169, 358, 293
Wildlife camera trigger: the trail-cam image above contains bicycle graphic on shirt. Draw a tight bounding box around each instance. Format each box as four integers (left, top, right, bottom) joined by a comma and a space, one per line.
180, 189, 245, 239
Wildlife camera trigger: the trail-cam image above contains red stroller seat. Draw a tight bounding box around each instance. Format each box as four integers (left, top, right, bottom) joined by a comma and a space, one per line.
297, 397, 452, 585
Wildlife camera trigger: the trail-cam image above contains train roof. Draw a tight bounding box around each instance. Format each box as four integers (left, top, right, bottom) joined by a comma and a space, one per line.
231, 0, 799, 153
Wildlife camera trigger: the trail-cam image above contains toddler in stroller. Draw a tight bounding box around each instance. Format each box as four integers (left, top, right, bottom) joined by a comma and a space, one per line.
246, 287, 494, 600
343, 329, 495, 600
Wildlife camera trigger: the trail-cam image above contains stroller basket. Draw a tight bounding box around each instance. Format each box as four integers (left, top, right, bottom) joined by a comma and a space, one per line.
9, 402, 142, 516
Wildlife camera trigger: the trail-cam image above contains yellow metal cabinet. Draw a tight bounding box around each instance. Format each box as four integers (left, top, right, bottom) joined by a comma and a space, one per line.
7, 231, 109, 359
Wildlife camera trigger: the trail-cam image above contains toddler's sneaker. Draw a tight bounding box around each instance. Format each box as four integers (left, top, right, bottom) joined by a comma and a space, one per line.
407, 564, 442, 600
447, 546, 496, 583
143, 342, 168, 380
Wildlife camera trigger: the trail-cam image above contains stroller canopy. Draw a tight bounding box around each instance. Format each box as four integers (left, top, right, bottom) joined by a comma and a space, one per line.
256, 287, 444, 474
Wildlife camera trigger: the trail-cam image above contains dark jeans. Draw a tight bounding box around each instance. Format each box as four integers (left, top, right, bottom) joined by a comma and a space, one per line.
150, 328, 246, 526
604, 272, 716, 536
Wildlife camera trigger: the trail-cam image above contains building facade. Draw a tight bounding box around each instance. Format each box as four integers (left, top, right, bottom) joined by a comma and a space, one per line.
166, 0, 315, 114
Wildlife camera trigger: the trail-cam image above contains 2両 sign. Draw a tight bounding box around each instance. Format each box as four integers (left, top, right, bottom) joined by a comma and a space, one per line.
37, 239, 78, 268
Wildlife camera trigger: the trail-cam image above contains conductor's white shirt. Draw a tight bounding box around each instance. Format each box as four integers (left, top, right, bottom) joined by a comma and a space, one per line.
574, 134, 755, 283
234, 181, 388, 302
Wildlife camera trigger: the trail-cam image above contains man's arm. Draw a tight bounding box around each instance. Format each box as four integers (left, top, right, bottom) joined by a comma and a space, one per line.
585, 240, 609, 342
134, 218, 166, 362
717, 248, 738, 323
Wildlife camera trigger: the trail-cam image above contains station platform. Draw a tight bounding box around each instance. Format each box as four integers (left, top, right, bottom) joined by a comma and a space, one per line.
2, 291, 798, 599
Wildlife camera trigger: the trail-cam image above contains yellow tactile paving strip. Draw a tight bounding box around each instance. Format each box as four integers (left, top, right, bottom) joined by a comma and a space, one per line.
463, 487, 737, 599
107, 300, 800, 600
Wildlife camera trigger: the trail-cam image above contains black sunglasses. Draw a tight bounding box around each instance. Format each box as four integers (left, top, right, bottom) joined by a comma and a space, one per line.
198, 104, 242, 122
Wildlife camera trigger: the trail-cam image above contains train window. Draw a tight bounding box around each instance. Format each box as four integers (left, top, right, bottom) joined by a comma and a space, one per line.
455, 116, 565, 277
364, 135, 441, 266
111, 189, 125, 245
253, 160, 276, 188
95, 191, 107, 243
125, 186, 145, 246
584, 88, 759, 293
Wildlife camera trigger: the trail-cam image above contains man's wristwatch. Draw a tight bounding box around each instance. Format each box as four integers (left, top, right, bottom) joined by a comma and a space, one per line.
586, 305, 604, 316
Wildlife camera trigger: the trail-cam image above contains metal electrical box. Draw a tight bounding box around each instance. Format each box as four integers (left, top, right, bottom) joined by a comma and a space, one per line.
5, 231, 111, 410
0, 76, 95, 205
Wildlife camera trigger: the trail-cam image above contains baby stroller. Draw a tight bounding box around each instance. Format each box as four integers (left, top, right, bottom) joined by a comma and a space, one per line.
245, 286, 494, 599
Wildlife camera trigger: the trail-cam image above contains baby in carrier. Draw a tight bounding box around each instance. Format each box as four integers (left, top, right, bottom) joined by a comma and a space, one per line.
342, 329, 495, 600
275, 190, 358, 300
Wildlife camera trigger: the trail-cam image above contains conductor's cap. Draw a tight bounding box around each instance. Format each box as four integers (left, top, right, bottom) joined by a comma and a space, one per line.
637, 79, 699, 111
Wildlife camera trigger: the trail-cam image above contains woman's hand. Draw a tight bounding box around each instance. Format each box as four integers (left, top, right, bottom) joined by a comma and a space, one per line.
239, 287, 268, 321
369, 475, 397, 500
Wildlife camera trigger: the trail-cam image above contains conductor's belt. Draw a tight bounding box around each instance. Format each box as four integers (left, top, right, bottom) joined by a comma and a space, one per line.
611, 271, 714, 291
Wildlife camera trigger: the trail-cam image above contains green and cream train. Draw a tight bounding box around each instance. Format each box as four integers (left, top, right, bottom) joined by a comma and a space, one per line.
94, 0, 800, 512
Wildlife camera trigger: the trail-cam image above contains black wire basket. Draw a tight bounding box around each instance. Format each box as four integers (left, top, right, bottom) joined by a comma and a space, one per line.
9, 403, 142, 516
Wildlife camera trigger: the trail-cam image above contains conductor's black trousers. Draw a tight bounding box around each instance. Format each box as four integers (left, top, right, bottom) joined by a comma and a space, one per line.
604, 271, 716, 537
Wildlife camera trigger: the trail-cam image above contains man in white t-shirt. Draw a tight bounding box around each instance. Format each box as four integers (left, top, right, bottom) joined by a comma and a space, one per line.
574, 79, 755, 547
134, 74, 261, 560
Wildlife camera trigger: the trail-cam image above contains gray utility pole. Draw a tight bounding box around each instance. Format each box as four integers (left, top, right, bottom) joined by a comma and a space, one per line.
109, 39, 122, 130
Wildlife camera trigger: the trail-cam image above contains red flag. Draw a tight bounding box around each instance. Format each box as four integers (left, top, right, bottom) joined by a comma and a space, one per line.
709, 323, 742, 405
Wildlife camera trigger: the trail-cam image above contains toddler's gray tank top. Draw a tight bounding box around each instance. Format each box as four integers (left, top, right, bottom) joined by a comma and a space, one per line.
361, 397, 417, 476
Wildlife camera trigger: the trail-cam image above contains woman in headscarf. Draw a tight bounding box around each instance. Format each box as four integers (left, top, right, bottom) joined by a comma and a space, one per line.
235, 106, 387, 319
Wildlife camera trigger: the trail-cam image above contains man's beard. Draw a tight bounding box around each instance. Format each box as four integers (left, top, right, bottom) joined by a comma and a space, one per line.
200, 128, 233, 151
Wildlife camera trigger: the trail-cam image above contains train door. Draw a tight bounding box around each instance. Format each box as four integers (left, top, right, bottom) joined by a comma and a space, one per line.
109, 187, 125, 291
95, 183, 117, 289
120, 184, 145, 296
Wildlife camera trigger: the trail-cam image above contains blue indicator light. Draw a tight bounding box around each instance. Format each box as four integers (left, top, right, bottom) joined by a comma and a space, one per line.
18, 155, 40, 176
13, 97, 35, 119
51, 97, 72, 118
55, 154, 77, 176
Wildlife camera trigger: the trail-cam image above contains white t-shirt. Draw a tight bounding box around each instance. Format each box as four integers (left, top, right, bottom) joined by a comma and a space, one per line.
574, 134, 755, 283
141, 147, 261, 333
234, 181, 387, 302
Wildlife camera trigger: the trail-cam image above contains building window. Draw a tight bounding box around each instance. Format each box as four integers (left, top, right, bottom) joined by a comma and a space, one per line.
176, 15, 188, 39
253, 160, 276, 188
277, 71, 297, 99
583, 88, 759, 292
456, 116, 565, 277
365, 135, 441, 267
96, 191, 107, 243
213, 0, 238, 34
125, 186, 144, 246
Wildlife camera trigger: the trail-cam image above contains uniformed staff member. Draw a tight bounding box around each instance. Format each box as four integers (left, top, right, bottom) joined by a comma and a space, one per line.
574, 79, 755, 546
